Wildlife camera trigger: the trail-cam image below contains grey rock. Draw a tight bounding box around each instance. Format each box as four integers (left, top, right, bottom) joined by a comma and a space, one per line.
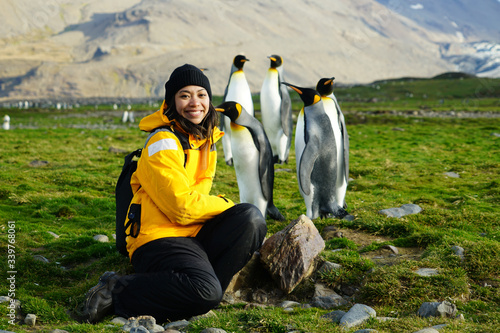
33, 255, 50, 263
318, 261, 342, 275
451, 245, 464, 259
314, 283, 341, 298
379, 204, 422, 218
340, 304, 376, 329
444, 172, 460, 178
93, 234, 109, 243
0, 330, 16, 333
111, 317, 128, 325
413, 329, 439, 333
0, 296, 11, 303
164, 319, 190, 330
280, 301, 301, 308
260, 215, 325, 293
48, 330, 70, 333
492, 133, 500, 137
432, 324, 447, 330
321, 310, 346, 323
415, 268, 439, 277
130, 326, 149, 333
417, 301, 457, 318
47, 231, 60, 238
382, 245, 399, 254
354, 329, 379, 333
29, 160, 49, 167
343, 214, 356, 221
24, 313, 36, 326
151, 324, 166, 333
311, 295, 348, 309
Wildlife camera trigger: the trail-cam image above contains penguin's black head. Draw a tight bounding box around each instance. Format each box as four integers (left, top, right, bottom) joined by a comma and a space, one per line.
282, 82, 321, 107
316, 77, 335, 97
269, 55, 283, 68
233, 55, 249, 69
215, 101, 243, 122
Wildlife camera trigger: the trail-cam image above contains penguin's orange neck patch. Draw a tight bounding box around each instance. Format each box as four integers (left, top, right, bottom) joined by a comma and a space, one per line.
230, 123, 245, 131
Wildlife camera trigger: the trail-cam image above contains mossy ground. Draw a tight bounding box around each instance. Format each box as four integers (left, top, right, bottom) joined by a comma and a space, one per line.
0, 79, 499, 332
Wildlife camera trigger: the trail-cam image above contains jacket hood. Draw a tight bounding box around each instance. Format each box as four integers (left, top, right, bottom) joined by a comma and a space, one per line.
139, 100, 173, 132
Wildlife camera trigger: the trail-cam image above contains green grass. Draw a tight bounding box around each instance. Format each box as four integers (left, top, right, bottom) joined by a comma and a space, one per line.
0, 76, 499, 332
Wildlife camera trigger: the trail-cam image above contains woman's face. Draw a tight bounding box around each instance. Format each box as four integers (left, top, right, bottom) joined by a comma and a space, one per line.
175, 85, 210, 125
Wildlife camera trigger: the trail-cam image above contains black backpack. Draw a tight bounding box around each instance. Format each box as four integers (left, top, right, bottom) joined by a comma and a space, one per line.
115, 127, 189, 256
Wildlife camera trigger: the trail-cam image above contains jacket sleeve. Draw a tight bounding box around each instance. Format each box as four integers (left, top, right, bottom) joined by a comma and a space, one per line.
137, 131, 234, 225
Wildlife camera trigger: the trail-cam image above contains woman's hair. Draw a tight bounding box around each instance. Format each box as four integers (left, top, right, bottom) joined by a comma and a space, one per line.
164, 97, 219, 143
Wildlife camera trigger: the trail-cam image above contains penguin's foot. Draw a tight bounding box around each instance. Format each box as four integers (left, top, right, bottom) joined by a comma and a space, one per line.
225, 158, 233, 166
320, 207, 348, 220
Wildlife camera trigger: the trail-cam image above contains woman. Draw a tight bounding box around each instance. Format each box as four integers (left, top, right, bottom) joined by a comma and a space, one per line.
82, 64, 267, 323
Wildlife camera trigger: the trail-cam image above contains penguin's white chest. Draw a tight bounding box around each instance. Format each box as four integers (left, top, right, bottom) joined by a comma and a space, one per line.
260, 71, 281, 129
226, 71, 253, 115
230, 124, 266, 210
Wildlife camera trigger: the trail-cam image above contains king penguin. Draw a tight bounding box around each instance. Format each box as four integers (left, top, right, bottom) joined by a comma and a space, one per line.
221, 55, 254, 166
260, 55, 292, 164
316, 77, 349, 210
283, 82, 348, 220
216, 101, 284, 221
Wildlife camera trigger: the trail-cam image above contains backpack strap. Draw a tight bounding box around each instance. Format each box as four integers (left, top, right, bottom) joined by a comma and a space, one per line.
144, 126, 190, 166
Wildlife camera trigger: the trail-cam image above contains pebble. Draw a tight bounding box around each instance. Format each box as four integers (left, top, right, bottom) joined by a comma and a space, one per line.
444, 172, 460, 178
33, 255, 50, 263
379, 204, 422, 218
164, 319, 190, 331
321, 310, 346, 323
339, 304, 376, 329
47, 231, 60, 238
415, 268, 439, 277
0, 296, 11, 303
24, 313, 36, 326
93, 234, 109, 243
310, 295, 348, 309
451, 245, 465, 259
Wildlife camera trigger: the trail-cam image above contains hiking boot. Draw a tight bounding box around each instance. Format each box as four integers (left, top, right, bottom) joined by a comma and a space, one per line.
81, 271, 118, 323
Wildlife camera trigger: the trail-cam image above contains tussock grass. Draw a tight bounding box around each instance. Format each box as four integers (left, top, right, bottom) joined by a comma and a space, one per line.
0, 88, 499, 332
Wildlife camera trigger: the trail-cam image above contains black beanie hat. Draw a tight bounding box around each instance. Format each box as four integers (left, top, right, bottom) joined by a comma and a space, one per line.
164, 64, 212, 103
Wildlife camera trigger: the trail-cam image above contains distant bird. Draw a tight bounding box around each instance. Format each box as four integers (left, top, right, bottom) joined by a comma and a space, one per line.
216, 101, 284, 221
316, 77, 349, 209
3, 115, 10, 130
121, 111, 129, 123
128, 111, 135, 123
260, 55, 292, 164
221, 55, 254, 166
283, 82, 348, 220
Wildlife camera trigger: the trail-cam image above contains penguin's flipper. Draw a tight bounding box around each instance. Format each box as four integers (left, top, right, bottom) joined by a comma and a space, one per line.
337, 105, 349, 183
266, 202, 285, 221
253, 125, 274, 201
279, 83, 293, 138
298, 140, 320, 196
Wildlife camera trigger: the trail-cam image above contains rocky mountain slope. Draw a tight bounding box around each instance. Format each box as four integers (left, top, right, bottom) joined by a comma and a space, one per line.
0, 0, 498, 102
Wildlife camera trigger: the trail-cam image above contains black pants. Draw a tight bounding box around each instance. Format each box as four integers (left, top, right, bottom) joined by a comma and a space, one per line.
112, 203, 267, 322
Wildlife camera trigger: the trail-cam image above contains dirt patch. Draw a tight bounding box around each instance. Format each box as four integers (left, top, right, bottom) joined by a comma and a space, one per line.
332, 227, 425, 266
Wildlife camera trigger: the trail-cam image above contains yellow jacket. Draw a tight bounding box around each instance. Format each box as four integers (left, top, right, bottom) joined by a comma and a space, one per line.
125, 102, 234, 258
